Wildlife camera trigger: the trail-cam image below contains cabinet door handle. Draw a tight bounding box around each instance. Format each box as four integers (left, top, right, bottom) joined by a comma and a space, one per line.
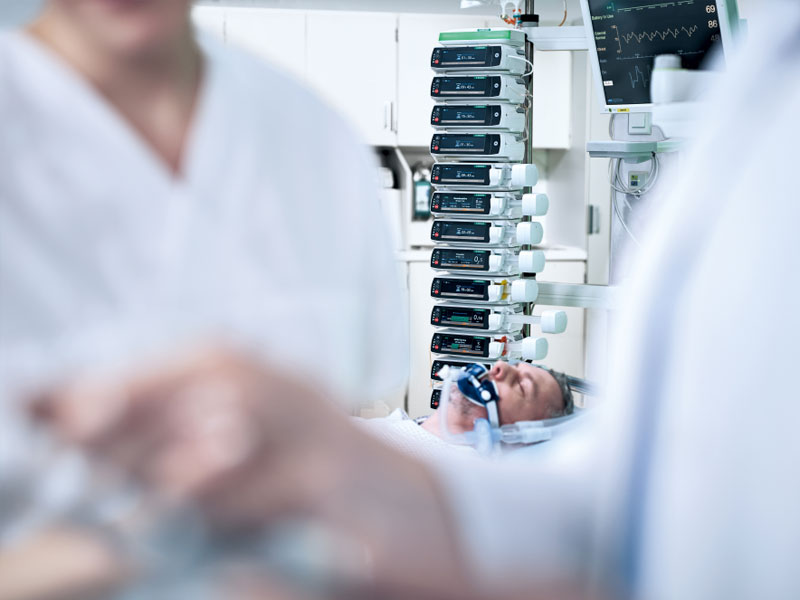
384, 101, 392, 131
390, 101, 397, 133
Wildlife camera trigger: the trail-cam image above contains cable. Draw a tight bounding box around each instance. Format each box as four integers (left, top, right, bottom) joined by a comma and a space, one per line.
558, 0, 568, 26
607, 154, 660, 198
510, 55, 534, 78
606, 152, 660, 248
612, 192, 642, 247
608, 113, 617, 138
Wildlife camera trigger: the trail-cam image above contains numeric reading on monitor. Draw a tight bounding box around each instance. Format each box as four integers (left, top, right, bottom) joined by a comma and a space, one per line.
431, 221, 491, 243
431, 278, 491, 301
431, 46, 503, 68
431, 76, 500, 98
431, 134, 501, 155
431, 164, 490, 185
587, 0, 724, 105
431, 248, 489, 270
431, 193, 492, 215
431, 306, 490, 329
431, 333, 489, 357
431, 105, 502, 127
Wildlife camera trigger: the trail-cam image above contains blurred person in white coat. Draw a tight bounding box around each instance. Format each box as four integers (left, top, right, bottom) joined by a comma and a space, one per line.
11, 2, 800, 600
0, 0, 406, 588
0, 0, 406, 397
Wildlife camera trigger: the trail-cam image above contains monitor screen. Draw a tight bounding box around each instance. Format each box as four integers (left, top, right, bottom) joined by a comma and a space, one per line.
583, 0, 735, 110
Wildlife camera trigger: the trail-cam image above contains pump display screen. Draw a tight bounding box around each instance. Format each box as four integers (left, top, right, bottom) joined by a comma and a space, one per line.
431, 221, 491, 243
431, 333, 489, 357
431, 76, 500, 98
431, 164, 491, 186
431, 306, 489, 329
431, 105, 502, 127
431, 278, 492, 300
431, 46, 502, 69
431, 360, 491, 381
431, 192, 492, 215
431, 134, 500, 155
431, 249, 490, 271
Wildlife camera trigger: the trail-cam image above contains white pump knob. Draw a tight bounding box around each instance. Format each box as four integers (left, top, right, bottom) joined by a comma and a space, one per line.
488, 314, 506, 330
518, 250, 546, 274
489, 254, 504, 272
488, 341, 505, 359
540, 310, 568, 334
522, 193, 549, 216
511, 279, 539, 303
510, 164, 539, 187
487, 284, 504, 302
489, 196, 507, 216
521, 337, 549, 361
515, 222, 544, 245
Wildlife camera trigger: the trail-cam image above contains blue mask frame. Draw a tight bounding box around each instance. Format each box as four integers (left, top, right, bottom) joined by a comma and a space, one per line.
456, 363, 501, 429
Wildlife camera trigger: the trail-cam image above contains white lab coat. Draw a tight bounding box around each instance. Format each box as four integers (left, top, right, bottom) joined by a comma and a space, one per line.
438, 3, 800, 599
0, 31, 407, 533
0, 30, 407, 397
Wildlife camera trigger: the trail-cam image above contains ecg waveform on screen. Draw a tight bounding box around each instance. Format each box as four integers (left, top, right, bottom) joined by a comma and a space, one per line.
628, 65, 652, 89
614, 25, 700, 54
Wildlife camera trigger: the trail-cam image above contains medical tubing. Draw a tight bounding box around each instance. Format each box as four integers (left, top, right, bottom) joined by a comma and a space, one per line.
499, 415, 577, 444
437, 367, 478, 446
499, 422, 552, 444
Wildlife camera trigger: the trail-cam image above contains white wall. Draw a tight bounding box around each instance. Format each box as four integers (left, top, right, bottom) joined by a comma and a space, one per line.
195, 0, 587, 25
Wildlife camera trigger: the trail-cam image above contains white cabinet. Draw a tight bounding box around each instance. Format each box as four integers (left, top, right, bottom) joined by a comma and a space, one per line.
396, 14, 489, 147
224, 8, 307, 81
306, 12, 398, 147
407, 254, 438, 418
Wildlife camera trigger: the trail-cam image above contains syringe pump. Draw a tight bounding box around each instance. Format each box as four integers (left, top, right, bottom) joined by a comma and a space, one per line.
431, 132, 525, 161
431, 162, 538, 190
431, 305, 567, 334
430, 331, 549, 361
430, 192, 548, 220
430, 247, 545, 276
431, 220, 543, 247
431, 75, 526, 104
431, 104, 526, 133
430, 277, 539, 304
430, 45, 527, 74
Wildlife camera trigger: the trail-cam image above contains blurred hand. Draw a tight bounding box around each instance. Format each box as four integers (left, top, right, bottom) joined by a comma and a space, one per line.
32, 345, 471, 596
0, 526, 128, 600
33, 346, 343, 507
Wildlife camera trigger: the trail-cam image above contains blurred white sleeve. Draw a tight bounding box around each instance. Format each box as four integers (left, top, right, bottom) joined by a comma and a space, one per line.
431, 430, 597, 588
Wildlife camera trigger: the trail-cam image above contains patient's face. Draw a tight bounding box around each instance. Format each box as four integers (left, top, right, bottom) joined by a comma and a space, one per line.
488, 362, 563, 423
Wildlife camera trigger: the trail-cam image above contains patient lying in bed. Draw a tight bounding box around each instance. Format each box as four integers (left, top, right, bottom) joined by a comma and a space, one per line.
356, 362, 574, 461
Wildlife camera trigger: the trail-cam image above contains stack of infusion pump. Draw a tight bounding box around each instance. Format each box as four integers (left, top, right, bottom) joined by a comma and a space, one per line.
427, 29, 567, 410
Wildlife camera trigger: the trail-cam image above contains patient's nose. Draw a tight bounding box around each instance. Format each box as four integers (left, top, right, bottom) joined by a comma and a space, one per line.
489, 362, 508, 380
